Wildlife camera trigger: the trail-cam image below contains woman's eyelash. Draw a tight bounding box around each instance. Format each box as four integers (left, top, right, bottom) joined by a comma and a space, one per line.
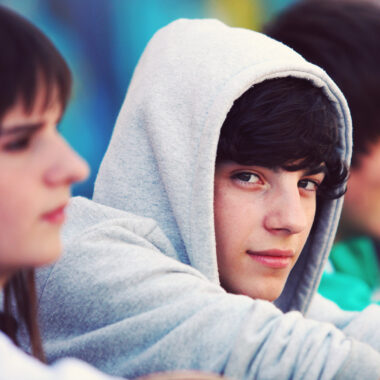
4, 136, 31, 151
1, 124, 42, 152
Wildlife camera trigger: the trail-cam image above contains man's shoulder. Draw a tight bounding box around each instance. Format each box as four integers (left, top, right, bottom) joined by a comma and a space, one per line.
34, 196, 182, 301
62, 196, 178, 256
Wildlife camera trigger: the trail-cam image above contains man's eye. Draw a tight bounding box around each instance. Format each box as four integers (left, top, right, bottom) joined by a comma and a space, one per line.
4, 137, 30, 151
233, 172, 260, 184
299, 179, 319, 191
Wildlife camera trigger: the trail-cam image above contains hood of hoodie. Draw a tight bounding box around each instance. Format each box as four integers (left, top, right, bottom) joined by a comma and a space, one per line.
93, 18, 351, 313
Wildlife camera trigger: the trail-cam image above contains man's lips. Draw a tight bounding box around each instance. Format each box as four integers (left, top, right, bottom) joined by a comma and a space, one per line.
246, 249, 295, 269
41, 204, 67, 224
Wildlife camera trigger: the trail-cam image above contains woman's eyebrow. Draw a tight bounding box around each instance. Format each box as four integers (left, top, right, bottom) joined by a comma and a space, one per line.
0, 123, 44, 137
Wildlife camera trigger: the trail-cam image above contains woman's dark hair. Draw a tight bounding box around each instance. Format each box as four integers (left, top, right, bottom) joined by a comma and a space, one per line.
0, 5, 72, 121
264, 0, 380, 167
0, 5, 72, 362
216, 77, 348, 199
2, 271, 43, 361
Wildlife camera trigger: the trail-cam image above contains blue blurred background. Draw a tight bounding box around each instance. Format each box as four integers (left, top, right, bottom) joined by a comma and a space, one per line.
0, 0, 299, 197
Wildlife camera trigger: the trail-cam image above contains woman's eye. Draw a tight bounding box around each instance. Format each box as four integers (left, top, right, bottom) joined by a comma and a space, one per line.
299, 179, 319, 191
3, 137, 31, 151
233, 172, 260, 184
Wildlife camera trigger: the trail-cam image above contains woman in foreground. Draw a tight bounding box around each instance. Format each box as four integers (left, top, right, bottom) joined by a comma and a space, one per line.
0, 5, 126, 379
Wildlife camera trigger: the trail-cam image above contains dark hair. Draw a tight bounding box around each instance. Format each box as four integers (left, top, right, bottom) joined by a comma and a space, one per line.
0, 5, 72, 122
0, 5, 72, 362
2, 270, 44, 361
264, 0, 380, 167
216, 77, 348, 199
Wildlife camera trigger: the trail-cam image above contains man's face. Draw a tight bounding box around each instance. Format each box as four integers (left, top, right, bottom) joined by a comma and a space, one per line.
342, 139, 380, 239
214, 161, 324, 301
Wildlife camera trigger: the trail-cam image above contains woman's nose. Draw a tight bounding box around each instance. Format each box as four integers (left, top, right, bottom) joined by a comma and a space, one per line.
43, 136, 90, 187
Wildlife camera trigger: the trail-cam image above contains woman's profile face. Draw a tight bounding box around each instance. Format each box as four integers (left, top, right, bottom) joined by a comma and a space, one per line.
0, 87, 89, 285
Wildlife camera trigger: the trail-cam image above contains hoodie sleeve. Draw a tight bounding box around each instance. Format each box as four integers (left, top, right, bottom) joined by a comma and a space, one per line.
31, 221, 380, 380
308, 293, 380, 351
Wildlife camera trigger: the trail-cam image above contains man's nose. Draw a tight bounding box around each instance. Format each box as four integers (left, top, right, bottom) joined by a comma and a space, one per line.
263, 186, 308, 235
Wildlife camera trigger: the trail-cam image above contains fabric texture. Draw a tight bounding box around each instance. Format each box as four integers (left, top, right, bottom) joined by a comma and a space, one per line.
22, 19, 380, 379
318, 237, 380, 310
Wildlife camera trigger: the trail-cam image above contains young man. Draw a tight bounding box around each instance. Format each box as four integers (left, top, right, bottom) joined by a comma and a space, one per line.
22, 19, 380, 379
265, 0, 380, 310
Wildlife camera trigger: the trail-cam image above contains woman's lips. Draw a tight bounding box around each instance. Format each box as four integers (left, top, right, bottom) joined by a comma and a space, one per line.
246, 249, 294, 269
41, 204, 67, 224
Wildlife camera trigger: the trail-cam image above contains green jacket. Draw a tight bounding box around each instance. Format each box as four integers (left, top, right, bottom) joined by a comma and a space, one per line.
319, 237, 380, 310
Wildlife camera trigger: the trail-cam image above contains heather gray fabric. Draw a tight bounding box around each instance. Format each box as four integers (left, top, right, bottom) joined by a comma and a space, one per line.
29, 19, 380, 379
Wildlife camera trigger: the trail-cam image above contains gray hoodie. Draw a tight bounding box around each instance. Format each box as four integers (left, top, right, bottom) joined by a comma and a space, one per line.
29, 19, 380, 380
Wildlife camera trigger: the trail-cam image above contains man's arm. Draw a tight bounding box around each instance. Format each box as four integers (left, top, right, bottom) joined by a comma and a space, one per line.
307, 293, 380, 351
29, 219, 380, 380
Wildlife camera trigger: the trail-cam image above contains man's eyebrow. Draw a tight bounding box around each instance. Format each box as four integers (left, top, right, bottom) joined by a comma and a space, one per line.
0, 123, 44, 137
304, 165, 328, 175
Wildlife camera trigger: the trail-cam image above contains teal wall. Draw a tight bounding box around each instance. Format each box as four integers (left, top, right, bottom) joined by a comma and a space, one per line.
0, 0, 299, 196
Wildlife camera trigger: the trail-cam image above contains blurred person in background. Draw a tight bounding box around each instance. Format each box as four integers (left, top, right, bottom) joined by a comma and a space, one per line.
265, 0, 380, 310
0, 5, 131, 379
